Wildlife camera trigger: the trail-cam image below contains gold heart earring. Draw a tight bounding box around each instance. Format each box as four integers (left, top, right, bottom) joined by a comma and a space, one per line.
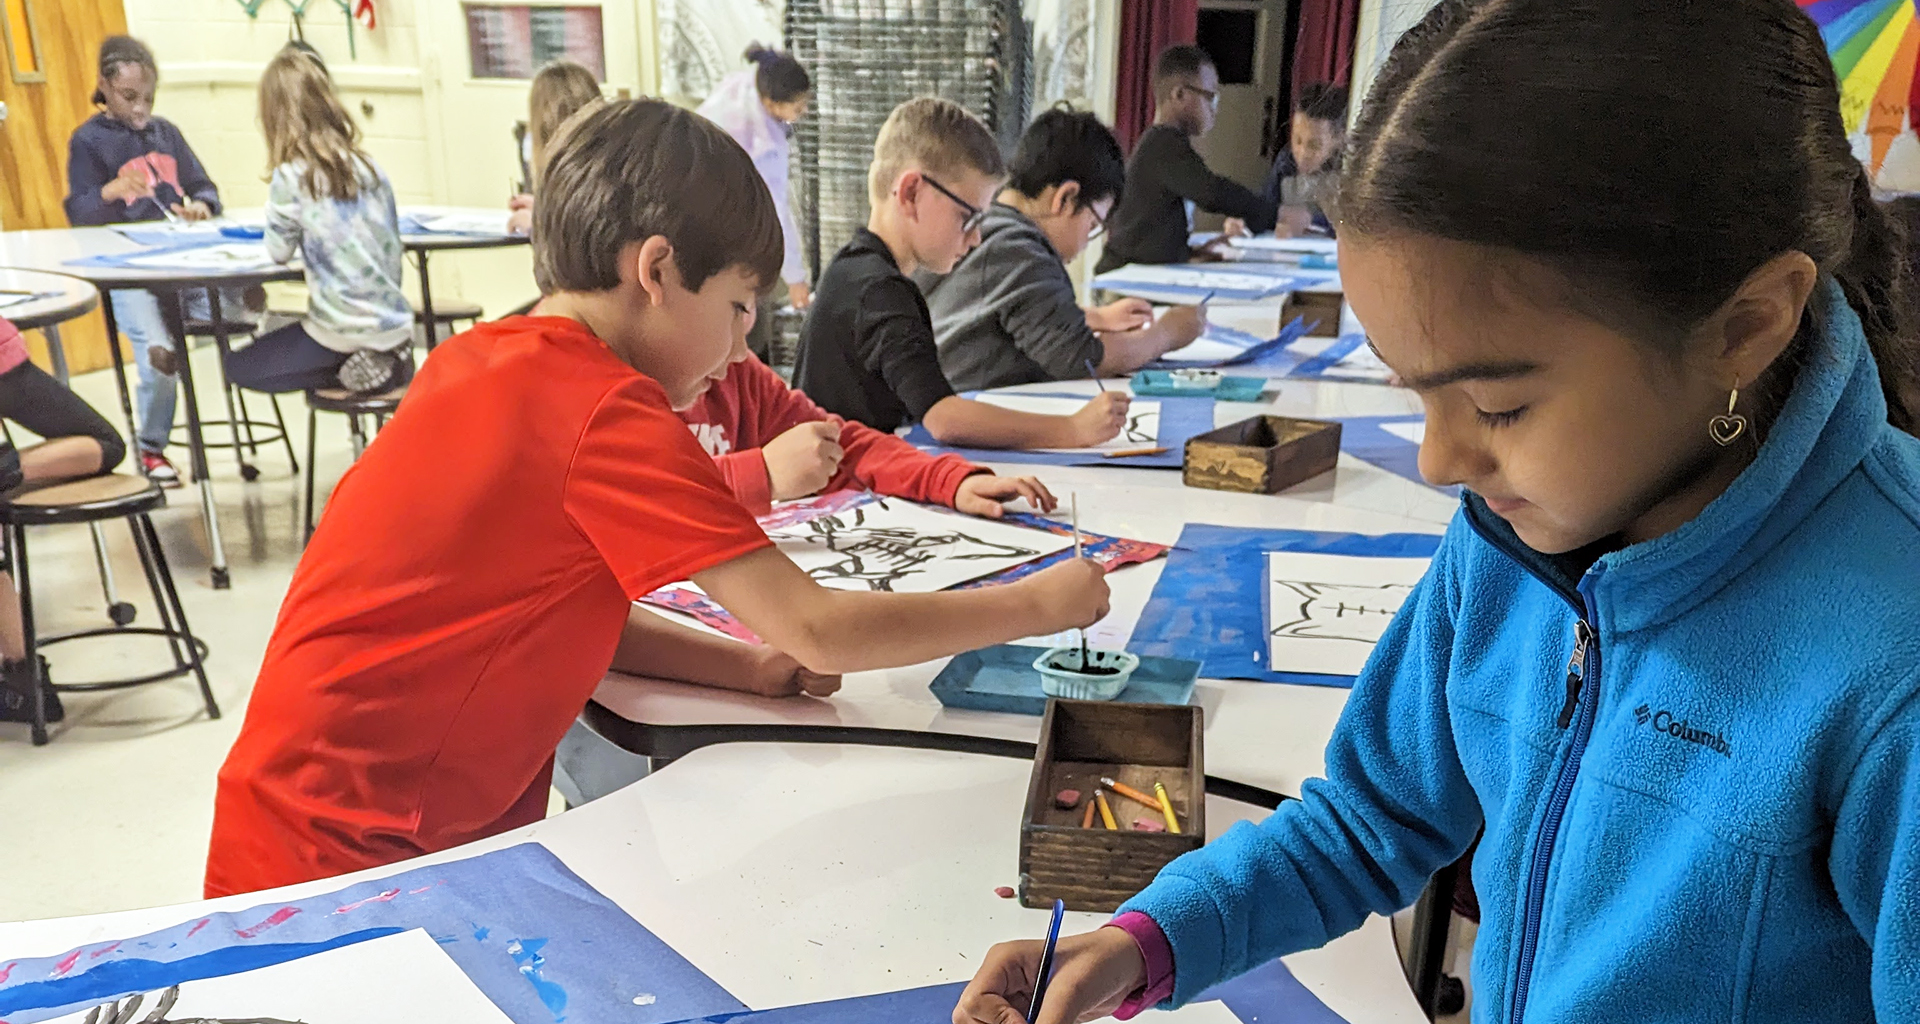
1709, 380, 1748, 447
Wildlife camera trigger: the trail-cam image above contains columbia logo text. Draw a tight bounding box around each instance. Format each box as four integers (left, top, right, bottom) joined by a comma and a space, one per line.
1635, 704, 1731, 757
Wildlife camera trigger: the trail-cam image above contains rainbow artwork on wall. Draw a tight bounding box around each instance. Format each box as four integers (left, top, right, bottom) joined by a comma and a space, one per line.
1809, 0, 1920, 187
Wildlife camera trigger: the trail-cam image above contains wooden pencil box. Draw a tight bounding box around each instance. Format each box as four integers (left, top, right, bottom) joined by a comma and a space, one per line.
1280, 290, 1344, 337
1019, 699, 1205, 912
1183, 414, 1342, 494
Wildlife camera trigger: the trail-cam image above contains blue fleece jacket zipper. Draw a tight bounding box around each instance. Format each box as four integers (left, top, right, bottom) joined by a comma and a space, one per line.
1508, 572, 1602, 1024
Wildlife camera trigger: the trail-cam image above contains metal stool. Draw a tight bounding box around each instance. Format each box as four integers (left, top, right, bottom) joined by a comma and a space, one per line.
303, 384, 406, 541
0, 474, 215, 746
173, 318, 300, 482
413, 299, 482, 341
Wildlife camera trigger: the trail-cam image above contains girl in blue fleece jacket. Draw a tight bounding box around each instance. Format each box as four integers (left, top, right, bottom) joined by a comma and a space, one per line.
954, 2, 1920, 1022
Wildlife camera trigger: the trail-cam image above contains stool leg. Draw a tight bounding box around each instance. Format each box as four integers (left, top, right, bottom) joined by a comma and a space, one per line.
139, 514, 217, 720
90, 523, 135, 626
14, 525, 45, 746
270, 393, 299, 473
129, 515, 189, 668
233, 386, 261, 457
304, 405, 320, 543
348, 414, 368, 460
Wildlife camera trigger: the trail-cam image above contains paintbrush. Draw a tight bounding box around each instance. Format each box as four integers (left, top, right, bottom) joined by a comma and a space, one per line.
1086, 357, 1106, 391
1072, 493, 1091, 668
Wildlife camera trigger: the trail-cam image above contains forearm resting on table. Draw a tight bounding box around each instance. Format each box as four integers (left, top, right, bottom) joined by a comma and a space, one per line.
920, 394, 1082, 450
1097, 324, 1184, 376
610, 604, 766, 686
694, 547, 1044, 675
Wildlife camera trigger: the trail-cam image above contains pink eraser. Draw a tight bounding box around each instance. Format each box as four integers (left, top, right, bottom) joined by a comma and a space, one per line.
994, 886, 1016, 899
1132, 817, 1167, 833
1054, 788, 1083, 809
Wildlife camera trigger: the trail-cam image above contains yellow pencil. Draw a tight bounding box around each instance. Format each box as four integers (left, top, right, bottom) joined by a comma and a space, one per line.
1100, 776, 1162, 811
1094, 789, 1118, 830
1104, 446, 1170, 458
1154, 781, 1182, 835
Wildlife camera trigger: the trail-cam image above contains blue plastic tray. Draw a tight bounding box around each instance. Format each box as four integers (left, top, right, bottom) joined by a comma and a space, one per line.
929, 643, 1200, 715
1130, 370, 1269, 401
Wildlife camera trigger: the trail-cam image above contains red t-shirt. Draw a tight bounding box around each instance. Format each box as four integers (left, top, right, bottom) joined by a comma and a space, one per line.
205, 317, 768, 897
681, 356, 983, 516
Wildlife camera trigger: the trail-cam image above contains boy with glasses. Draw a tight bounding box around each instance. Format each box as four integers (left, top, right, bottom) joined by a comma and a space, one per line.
1096, 46, 1279, 272
795, 97, 1131, 448
925, 108, 1208, 392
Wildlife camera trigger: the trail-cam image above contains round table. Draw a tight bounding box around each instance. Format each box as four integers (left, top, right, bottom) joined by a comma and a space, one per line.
0, 224, 305, 588
588, 371, 1451, 805
0, 268, 99, 382
396, 206, 530, 347
0, 744, 1429, 1023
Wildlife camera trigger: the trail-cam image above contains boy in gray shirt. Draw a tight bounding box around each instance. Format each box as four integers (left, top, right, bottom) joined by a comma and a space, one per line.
923, 109, 1204, 393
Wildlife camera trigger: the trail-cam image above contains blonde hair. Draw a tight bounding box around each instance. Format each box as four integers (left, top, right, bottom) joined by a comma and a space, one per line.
259, 47, 369, 202
867, 97, 1006, 206
529, 60, 604, 186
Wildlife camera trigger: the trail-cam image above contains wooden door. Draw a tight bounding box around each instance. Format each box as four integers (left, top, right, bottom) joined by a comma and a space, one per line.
0, 0, 128, 373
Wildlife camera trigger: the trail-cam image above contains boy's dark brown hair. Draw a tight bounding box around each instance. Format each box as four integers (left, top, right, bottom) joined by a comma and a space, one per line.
534, 98, 784, 296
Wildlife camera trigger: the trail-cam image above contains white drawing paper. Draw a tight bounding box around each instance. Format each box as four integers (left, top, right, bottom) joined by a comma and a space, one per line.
740, 501, 1073, 594
122, 243, 278, 272
1266, 550, 1432, 676
45, 929, 513, 1024
1382, 421, 1426, 445
406, 210, 514, 236
1094, 264, 1290, 300
971, 394, 1161, 453
1232, 235, 1338, 255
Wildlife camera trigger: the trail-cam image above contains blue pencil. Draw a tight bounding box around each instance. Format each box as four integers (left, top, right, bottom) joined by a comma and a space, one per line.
1027, 898, 1067, 1022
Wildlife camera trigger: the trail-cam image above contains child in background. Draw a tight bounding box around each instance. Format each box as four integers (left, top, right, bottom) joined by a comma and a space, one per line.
64, 35, 258, 487
698, 45, 815, 362
507, 60, 603, 236
1095, 46, 1278, 272
1228, 82, 1347, 240
793, 98, 1130, 448
225, 47, 411, 396
682, 354, 1055, 516
925, 107, 1206, 393
0, 315, 128, 728
955, 1, 1920, 1021
205, 99, 1110, 897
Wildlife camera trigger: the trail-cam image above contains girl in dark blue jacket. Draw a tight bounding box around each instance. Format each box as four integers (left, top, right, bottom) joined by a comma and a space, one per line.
64, 35, 253, 486
955, 2, 1920, 1022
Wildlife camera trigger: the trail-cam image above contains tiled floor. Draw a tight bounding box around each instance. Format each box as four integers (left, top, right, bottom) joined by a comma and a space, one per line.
0, 348, 383, 922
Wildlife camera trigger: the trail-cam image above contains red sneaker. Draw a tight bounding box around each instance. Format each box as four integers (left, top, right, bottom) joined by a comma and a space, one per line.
140, 450, 182, 488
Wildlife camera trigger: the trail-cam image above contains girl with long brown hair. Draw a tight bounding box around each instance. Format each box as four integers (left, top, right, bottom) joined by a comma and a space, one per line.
225, 46, 412, 396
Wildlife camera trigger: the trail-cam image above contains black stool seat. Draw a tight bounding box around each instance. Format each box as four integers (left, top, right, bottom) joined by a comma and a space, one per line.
307, 384, 407, 415
0, 474, 162, 526
412, 300, 483, 324
181, 319, 262, 337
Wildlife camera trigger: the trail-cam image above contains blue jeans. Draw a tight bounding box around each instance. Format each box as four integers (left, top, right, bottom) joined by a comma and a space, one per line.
108, 287, 253, 454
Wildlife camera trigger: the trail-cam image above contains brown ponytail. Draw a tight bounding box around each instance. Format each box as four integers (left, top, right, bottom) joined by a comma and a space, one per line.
1843, 171, 1920, 434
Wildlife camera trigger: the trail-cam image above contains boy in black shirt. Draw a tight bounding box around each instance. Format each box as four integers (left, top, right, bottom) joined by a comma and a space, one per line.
1095, 46, 1278, 272
795, 98, 1128, 448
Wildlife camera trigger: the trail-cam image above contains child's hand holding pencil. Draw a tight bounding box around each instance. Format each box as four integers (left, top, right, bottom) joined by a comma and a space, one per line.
952, 927, 1147, 1024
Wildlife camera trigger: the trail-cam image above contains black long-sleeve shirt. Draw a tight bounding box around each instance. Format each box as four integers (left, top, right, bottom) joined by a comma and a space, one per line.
64, 113, 222, 226
1096, 124, 1277, 272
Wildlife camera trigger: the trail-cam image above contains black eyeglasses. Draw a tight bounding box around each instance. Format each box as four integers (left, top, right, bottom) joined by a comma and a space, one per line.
921, 174, 988, 234
1087, 203, 1110, 240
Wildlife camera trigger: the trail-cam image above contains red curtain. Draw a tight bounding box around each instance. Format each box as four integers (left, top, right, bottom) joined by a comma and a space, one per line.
1291, 0, 1363, 95
1113, 0, 1199, 153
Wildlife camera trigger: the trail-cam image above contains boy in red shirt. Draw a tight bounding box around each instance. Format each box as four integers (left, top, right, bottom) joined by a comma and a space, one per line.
205, 100, 1109, 898
682, 355, 1056, 516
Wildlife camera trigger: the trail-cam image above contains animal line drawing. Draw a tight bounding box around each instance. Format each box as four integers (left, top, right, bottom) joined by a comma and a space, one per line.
1264, 550, 1433, 676
775, 505, 1048, 592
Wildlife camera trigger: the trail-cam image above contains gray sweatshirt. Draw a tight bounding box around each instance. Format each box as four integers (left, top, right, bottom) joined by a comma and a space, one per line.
264, 157, 413, 353
922, 203, 1101, 393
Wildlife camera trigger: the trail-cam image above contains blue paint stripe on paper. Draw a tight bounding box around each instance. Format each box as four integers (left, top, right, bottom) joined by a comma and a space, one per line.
1286, 332, 1370, 380
1128, 523, 1444, 686
904, 394, 1214, 468
1198, 957, 1353, 1023
0, 844, 744, 1024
